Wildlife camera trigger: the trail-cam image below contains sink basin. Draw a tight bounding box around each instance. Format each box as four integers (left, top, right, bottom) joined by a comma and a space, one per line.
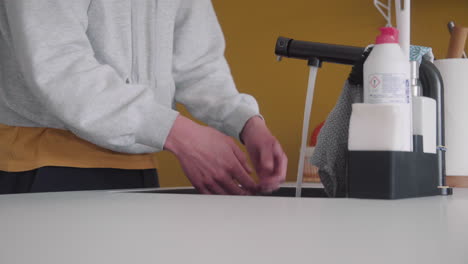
132, 186, 329, 198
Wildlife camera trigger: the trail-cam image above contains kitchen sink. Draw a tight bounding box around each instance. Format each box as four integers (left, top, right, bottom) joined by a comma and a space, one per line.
132, 186, 329, 198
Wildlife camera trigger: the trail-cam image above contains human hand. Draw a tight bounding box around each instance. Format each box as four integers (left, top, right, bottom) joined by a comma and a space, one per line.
164, 115, 257, 195
241, 116, 287, 193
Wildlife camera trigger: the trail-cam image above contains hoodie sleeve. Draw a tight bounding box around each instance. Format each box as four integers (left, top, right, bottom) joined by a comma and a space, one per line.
3, 0, 179, 154
172, 0, 261, 140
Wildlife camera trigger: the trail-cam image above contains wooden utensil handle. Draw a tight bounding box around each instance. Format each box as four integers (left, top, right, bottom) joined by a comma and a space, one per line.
447, 26, 468, 59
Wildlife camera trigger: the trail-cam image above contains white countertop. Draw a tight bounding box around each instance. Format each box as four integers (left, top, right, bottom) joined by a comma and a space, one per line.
0, 188, 467, 264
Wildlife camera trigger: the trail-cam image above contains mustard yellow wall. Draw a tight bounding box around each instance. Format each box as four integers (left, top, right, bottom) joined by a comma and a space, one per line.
158, 0, 468, 187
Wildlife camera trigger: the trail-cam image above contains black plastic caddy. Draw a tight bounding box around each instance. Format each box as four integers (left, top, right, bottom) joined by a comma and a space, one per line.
347, 150, 440, 199
274, 36, 453, 199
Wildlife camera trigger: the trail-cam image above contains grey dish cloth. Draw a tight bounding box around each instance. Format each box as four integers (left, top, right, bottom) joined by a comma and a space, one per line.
310, 81, 363, 197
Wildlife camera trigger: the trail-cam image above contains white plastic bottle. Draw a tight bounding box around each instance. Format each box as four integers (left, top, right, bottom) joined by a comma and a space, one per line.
364, 27, 411, 104
411, 61, 437, 154
360, 27, 412, 152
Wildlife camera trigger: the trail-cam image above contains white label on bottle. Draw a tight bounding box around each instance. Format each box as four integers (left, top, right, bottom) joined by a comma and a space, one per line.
367, 73, 410, 104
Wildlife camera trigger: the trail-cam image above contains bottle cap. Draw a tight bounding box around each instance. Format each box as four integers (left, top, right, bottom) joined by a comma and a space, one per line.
376, 27, 399, 44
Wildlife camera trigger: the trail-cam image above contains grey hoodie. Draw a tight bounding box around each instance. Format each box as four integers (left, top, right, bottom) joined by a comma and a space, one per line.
0, 0, 260, 154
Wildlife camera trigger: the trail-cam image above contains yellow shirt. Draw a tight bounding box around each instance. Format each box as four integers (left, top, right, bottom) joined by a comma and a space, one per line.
0, 124, 158, 172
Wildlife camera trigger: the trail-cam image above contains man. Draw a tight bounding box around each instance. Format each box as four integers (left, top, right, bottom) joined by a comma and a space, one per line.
0, 0, 287, 195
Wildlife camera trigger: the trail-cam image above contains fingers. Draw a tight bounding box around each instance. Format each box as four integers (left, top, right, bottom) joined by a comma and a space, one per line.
273, 141, 288, 184
231, 144, 253, 174
193, 170, 236, 196
214, 174, 247, 195
197, 186, 212, 195
259, 144, 275, 174
213, 145, 254, 195
191, 164, 248, 196
259, 180, 279, 194
280, 152, 288, 183
204, 178, 227, 195
258, 140, 287, 193
230, 146, 257, 193
190, 178, 212, 195
184, 166, 213, 195
185, 160, 252, 196
230, 166, 257, 194
177, 129, 259, 196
